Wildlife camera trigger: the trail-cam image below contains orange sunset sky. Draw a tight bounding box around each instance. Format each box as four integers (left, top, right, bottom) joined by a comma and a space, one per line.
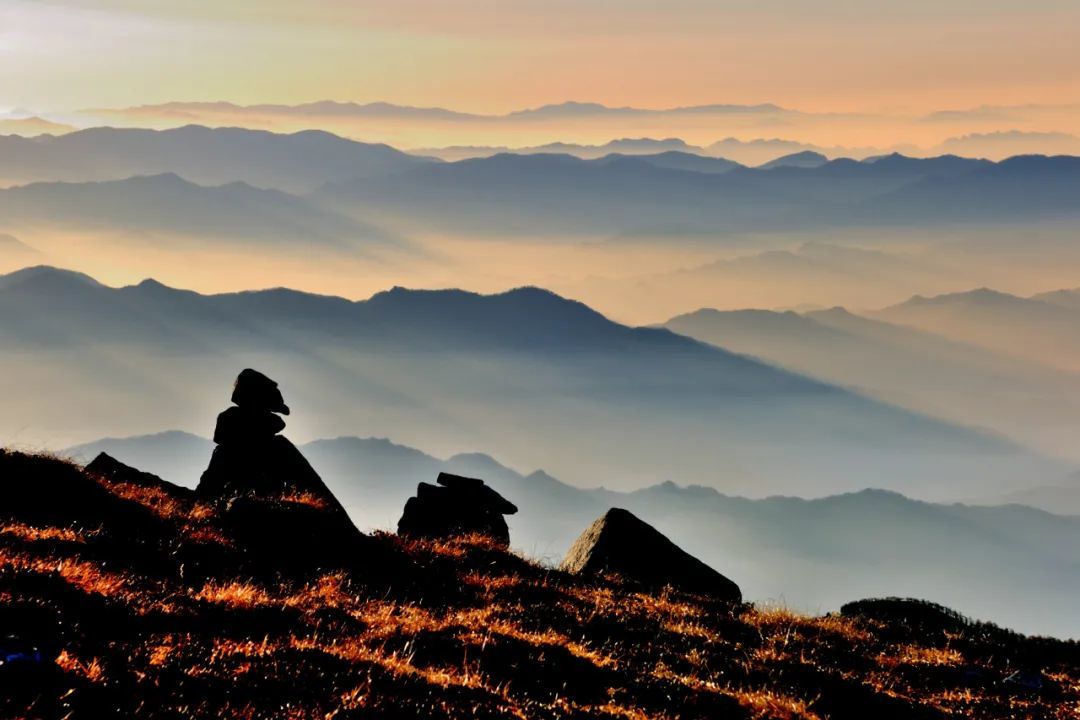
2, 0, 1079, 149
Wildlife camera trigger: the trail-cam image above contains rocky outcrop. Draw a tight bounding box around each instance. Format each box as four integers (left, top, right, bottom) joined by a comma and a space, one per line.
397, 472, 518, 546
561, 508, 741, 601
87, 451, 194, 498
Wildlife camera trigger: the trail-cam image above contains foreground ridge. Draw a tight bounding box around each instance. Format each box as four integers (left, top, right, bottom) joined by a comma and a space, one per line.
0, 449, 1077, 719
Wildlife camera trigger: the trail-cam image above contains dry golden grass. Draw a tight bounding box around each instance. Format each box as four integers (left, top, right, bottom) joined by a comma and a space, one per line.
0, 523, 86, 544
1, 450, 1078, 720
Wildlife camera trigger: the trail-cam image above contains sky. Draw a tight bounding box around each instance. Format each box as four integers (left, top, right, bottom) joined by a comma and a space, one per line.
3, 0, 1079, 116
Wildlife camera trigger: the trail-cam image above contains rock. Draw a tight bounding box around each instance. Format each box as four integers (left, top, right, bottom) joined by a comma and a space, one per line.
561, 508, 741, 601
195, 371, 347, 519
212, 406, 286, 445
840, 598, 971, 633
397, 472, 518, 546
199, 436, 345, 511
86, 452, 195, 498
231, 368, 289, 415
219, 494, 366, 574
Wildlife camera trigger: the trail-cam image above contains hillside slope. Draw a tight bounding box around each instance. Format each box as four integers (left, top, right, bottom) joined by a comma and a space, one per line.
65, 432, 1080, 639
2, 450, 1077, 719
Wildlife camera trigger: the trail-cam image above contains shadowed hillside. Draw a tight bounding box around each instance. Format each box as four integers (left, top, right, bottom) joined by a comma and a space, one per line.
2, 450, 1077, 719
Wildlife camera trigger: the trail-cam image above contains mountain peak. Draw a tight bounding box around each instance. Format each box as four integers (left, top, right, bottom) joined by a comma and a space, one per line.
892, 287, 1022, 309
0, 265, 103, 291
759, 150, 829, 169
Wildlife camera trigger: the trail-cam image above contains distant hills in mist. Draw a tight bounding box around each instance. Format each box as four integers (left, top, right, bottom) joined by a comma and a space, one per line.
0, 173, 387, 246
1, 125, 1078, 242
0, 265, 1065, 503
94, 99, 794, 123
665, 295, 1080, 464
316, 151, 1080, 236
0, 125, 429, 193
873, 286, 1080, 373
62, 429, 1080, 639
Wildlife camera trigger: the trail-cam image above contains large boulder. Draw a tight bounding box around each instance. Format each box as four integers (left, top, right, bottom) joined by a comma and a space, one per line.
86, 452, 194, 498
397, 472, 518, 546
561, 508, 741, 601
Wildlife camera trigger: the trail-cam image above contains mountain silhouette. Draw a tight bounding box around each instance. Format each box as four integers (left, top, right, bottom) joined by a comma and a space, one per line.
1031, 287, 1080, 311
315, 152, 1080, 236
758, 151, 829, 169
0, 266, 1065, 502
0, 173, 386, 245
0, 125, 434, 192
595, 151, 742, 174
664, 302, 1080, 462
861, 155, 1080, 222
937, 131, 1080, 159
874, 287, 1080, 372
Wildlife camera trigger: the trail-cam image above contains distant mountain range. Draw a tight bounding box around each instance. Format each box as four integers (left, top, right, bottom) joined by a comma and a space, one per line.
758, 151, 829, 169
0, 116, 77, 136
95, 100, 793, 123
415, 137, 892, 165
567, 241, 967, 324
664, 300, 1080, 463
316, 152, 1079, 236
0, 125, 433, 193
938, 130, 1080, 159
873, 287, 1080, 373
0, 233, 39, 275
0, 173, 383, 246
62, 430, 1080, 638
1, 125, 1076, 240
0, 266, 1062, 501
413, 138, 710, 161
1032, 287, 1080, 311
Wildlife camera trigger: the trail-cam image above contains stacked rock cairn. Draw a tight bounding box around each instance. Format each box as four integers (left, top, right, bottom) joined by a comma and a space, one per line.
197, 368, 341, 513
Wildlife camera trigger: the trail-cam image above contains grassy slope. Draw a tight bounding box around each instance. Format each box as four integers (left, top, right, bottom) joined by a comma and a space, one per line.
0, 450, 1077, 720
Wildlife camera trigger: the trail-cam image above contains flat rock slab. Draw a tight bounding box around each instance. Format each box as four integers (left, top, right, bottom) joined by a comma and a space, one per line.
561, 508, 741, 602
397, 473, 517, 546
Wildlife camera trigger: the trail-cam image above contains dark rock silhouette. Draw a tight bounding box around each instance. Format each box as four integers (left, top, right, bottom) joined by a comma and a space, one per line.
212, 406, 286, 445
189, 371, 378, 577
397, 472, 518, 546
0, 450, 164, 535
840, 597, 975, 633
231, 368, 290, 415
561, 508, 741, 601
197, 369, 340, 511
87, 451, 194, 498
